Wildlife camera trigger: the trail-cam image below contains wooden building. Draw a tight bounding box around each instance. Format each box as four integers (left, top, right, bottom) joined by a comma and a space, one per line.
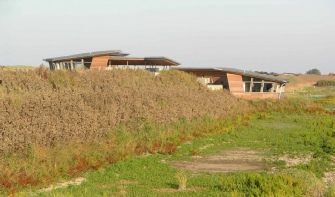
43, 50, 180, 71
175, 67, 289, 99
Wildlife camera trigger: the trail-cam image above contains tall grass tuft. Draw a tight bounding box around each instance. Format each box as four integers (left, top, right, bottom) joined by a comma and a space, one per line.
175, 170, 188, 190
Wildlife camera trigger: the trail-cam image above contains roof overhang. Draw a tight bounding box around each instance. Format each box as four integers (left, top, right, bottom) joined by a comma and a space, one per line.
43, 50, 128, 62
43, 50, 180, 66
175, 67, 289, 83
108, 56, 180, 66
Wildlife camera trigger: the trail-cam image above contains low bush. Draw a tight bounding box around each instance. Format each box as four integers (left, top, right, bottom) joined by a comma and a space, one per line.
316, 80, 335, 86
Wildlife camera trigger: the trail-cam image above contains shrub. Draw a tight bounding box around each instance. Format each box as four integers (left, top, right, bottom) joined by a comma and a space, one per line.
316, 80, 335, 86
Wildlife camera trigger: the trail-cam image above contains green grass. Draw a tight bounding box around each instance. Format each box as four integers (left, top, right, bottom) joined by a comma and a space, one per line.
284, 75, 299, 85
21, 111, 335, 197
220, 172, 304, 196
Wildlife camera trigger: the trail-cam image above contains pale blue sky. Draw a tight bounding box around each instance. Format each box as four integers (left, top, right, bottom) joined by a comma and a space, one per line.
0, 0, 334, 74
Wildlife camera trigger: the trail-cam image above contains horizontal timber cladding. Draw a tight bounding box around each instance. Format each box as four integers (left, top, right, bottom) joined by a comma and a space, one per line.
90, 55, 109, 70
227, 73, 244, 93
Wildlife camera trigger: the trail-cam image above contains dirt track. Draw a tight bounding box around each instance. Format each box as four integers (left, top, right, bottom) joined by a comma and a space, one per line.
170, 149, 265, 173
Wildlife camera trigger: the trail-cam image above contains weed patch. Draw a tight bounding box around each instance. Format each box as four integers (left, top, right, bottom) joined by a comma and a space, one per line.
220, 172, 304, 196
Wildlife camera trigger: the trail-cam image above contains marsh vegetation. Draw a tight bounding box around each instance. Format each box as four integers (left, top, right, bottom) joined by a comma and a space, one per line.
0, 67, 334, 196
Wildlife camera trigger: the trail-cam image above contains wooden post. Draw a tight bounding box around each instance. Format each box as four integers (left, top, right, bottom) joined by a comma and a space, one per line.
261, 80, 264, 92
71, 60, 74, 70
278, 84, 284, 99
271, 83, 275, 92
250, 78, 253, 92
81, 59, 84, 69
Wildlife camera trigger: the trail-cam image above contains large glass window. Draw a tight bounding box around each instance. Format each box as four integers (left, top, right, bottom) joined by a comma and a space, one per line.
242, 76, 276, 93
264, 83, 274, 92
252, 83, 262, 92
242, 76, 251, 81
244, 82, 251, 92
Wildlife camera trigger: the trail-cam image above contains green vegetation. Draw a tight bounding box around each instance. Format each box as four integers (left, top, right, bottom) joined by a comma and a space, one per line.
16, 110, 334, 197
314, 96, 335, 112
220, 172, 303, 196
286, 85, 335, 112
284, 75, 299, 85
316, 80, 335, 86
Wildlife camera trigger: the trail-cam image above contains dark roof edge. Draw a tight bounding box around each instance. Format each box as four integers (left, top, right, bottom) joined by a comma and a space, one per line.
175, 67, 289, 83
43, 50, 125, 62
144, 56, 180, 65
214, 67, 289, 83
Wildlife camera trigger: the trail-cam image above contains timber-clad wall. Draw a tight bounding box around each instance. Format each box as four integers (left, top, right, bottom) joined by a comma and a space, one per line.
227, 73, 244, 93
90, 55, 109, 70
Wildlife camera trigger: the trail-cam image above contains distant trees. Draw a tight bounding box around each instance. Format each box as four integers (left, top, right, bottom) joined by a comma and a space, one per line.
306, 68, 321, 75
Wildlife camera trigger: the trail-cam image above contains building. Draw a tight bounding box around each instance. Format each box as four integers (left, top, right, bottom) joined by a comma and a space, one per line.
43, 50, 180, 71
175, 67, 289, 99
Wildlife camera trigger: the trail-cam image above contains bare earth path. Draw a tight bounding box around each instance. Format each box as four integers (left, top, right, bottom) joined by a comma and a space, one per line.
170, 149, 265, 173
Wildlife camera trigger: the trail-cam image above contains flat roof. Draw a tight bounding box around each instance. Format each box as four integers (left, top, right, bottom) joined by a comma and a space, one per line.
175, 67, 289, 83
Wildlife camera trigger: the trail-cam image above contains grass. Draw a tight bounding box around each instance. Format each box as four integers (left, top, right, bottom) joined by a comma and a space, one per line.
2, 68, 335, 196
17, 110, 335, 197
286, 86, 335, 112
288, 86, 335, 97
175, 170, 188, 190
284, 75, 299, 85
1, 68, 248, 194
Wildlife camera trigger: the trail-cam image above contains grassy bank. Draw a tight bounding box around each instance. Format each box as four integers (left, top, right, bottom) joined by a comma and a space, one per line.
23, 109, 335, 197
0, 68, 248, 194
1, 67, 333, 196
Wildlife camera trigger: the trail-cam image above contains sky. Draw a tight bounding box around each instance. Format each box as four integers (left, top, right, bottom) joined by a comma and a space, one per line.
0, 0, 334, 74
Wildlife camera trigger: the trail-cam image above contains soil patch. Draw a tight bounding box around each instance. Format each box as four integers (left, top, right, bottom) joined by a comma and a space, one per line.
155, 187, 203, 193
278, 154, 312, 167
36, 177, 86, 193
170, 149, 265, 173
